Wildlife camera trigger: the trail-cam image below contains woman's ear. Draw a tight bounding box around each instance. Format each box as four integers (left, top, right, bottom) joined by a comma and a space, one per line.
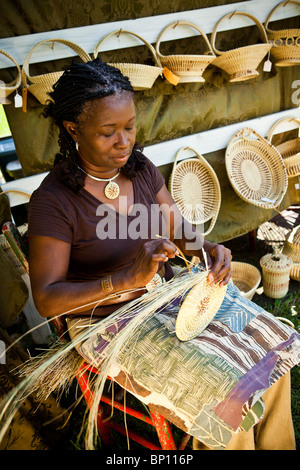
63, 121, 78, 141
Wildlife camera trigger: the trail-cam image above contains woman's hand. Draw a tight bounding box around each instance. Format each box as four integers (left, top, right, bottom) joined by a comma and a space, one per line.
202, 241, 232, 287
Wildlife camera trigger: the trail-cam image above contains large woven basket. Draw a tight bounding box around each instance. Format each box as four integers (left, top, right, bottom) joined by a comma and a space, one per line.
225, 128, 288, 209
267, 116, 300, 178
0, 49, 21, 104
265, 0, 300, 67
260, 251, 293, 298
231, 261, 261, 300
168, 146, 221, 236
282, 225, 300, 281
93, 30, 163, 90
22, 39, 91, 104
155, 20, 216, 83
211, 11, 272, 82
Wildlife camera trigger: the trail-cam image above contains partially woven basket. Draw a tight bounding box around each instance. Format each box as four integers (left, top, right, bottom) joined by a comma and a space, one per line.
282, 225, 300, 281
0, 49, 21, 104
155, 20, 216, 83
93, 30, 163, 90
225, 128, 288, 209
22, 39, 91, 104
265, 0, 300, 67
231, 261, 261, 300
211, 11, 272, 82
267, 117, 300, 178
168, 146, 221, 236
260, 251, 293, 298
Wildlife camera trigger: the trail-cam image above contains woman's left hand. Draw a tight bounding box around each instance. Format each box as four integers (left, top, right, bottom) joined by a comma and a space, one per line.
202, 241, 232, 287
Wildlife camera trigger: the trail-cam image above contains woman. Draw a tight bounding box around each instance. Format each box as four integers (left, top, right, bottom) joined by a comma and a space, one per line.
28, 59, 298, 450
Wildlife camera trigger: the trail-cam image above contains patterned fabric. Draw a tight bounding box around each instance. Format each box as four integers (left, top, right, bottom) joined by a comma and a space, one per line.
79, 281, 300, 449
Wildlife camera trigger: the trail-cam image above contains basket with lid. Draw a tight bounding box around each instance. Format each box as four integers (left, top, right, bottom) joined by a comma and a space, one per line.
155, 20, 216, 83
265, 0, 300, 67
211, 11, 272, 82
93, 30, 163, 90
260, 249, 293, 298
267, 117, 300, 178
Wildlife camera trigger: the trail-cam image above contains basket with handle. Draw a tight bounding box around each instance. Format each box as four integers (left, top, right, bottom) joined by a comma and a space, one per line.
168, 146, 221, 236
21, 39, 92, 104
265, 0, 300, 67
267, 116, 300, 177
211, 11, 272, 82
225, 128, 288, 209
155, 20, 216, 83
93, 30, 163, 90
0, 49, 21, 104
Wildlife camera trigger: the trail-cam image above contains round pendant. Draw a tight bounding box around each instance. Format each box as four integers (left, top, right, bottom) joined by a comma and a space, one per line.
104, 181, 120, 199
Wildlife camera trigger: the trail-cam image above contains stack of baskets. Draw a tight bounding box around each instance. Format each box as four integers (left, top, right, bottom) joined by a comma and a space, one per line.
260, 249, 293, 298
0, 49, 21, 104
267, 117, 300, 178
282, 225, 300, 281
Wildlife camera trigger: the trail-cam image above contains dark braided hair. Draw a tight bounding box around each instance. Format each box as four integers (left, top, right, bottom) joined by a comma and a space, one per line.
43, 58, 147, 193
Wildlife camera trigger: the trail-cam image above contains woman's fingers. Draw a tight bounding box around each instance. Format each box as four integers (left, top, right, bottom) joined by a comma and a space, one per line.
206, 244, 232, 286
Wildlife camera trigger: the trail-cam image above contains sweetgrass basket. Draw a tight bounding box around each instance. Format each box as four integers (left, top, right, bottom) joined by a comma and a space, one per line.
225, 128, 288, 209
168, 146, 221, 236
265, 0, 300, 67
267, 117, 300, 177
0, 49, 21, 104
282, 225, 300, 280
211, 11, 272, 82
93, 30, 163, 90
22, 39, 91, 104
260, 251, 293, 298
231, 261, 261, 300
155, 20, 216, 83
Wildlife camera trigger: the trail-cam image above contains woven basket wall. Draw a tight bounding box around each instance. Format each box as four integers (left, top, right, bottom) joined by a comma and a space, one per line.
0, 49, 21, 104
282, 225, 300, 281
260, 252, 293, 298
231, 261, 261, 300
267, 117, 300, 178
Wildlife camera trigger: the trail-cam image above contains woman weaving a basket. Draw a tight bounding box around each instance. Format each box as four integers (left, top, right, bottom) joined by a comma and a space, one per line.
24, 59, 299, 450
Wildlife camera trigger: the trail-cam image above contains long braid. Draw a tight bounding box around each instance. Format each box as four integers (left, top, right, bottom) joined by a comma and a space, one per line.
43, 58, 146, 193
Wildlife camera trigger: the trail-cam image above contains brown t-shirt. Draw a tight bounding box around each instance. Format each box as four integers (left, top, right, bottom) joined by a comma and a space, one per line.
28, 157, 172, 283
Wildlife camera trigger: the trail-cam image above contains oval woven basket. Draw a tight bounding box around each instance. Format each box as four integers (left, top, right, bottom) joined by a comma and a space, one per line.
267, 116, 300, 178
0, 49, 21, 104
22, 39, 91, 104
231, 261, 261, 300
168, 147, 221, 236
225, 128, 288, 209
155, 20, 216, 83
265, 0, 300, 67
93, 30, 163, 90
260, 252, 293, 298
211, 11, 272, 82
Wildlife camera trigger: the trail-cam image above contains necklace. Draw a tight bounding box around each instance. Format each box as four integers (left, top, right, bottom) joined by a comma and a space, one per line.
77, 166, 121, 200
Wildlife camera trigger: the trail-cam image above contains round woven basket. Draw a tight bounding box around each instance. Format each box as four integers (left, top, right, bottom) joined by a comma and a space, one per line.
282, 225, 300, 262
225, 128, 288, 209
175, 276, 227, 341
155, 20, 216, 83
260, 252, 293, 298
231, 261, 261, 300
265, 0, 300, 67
267, 117, 300, 178
168, 146, 221, 236
211, 11, 272, 82
93, 30, 163, 90
290, 263, 300, 281
0, 49, 21, 104
22, 39, 91, 104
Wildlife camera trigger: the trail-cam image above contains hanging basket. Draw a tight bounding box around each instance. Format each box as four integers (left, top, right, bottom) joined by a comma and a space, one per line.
93, 30, 163, 90
225, 128, 288, 209
260, 251, 293, 298
267, 116, 300, 178
168, 146, 221, 236
155, 20, 216, 83
211, 11, 272, 82
265, 0, 300, 67
22, 39, 91, 104
231, 261, 261, 300
0, 49, 21, 104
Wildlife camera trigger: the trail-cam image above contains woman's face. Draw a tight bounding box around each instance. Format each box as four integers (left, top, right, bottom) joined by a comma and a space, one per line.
65, 92, 136, 172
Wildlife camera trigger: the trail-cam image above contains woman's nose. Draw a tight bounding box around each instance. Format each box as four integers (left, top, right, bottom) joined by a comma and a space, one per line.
115, 130, 128, 147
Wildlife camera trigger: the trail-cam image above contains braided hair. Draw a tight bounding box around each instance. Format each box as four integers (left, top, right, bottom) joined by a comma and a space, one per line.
44, 58, 146, 193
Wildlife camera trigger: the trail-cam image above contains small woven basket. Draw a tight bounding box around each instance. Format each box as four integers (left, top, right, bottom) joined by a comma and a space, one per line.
260, 251, 293, 298
0, 49, 21, 104
282, 225, 300, 281
231, 261, 261, 300
22, 39, 91, 104
168, 146, 221, 236
155, 20, 216, 83
93, 30, 163, 90
225, 128, 288, 209
267, 117, 300, 178
211, 11, 272, 82
290, 263, 300, 281
265, 0, 300, 67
